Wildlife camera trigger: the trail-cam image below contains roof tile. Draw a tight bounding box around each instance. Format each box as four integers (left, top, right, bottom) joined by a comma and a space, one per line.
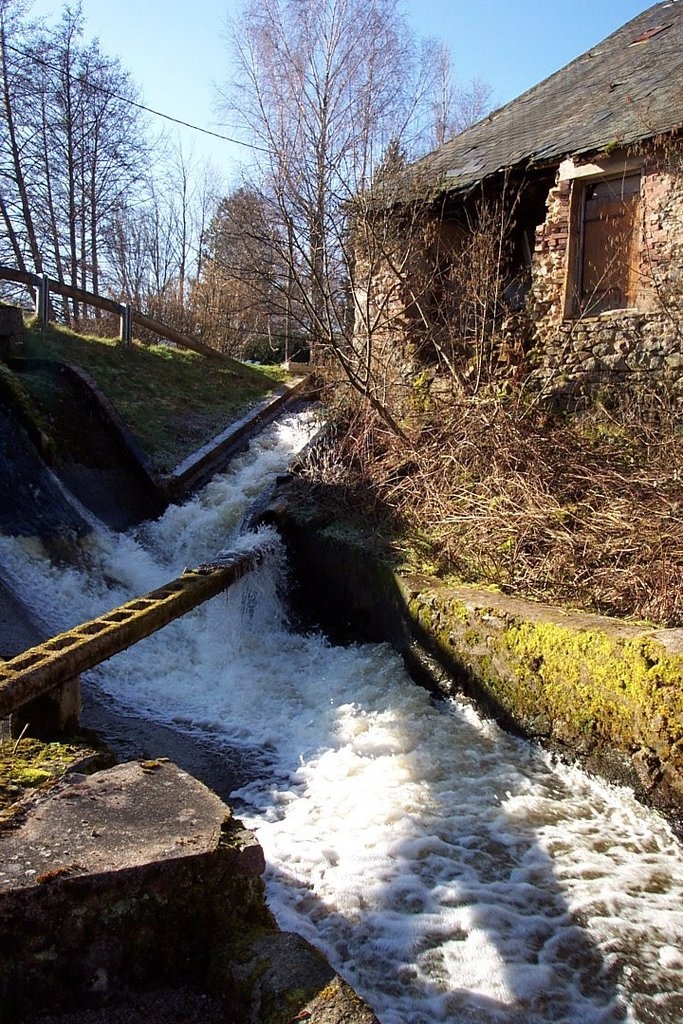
415, 2, 683, 194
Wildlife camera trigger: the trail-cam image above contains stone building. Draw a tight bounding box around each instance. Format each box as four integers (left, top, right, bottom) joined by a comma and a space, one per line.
359, 2, 683, 388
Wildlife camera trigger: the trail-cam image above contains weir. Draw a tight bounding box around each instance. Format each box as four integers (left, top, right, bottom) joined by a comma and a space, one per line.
0, 546, 265, 731
2, 411, 683, 1022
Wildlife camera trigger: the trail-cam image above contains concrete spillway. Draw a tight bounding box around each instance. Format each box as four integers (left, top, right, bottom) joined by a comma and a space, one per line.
0, 547, 265, 722
2, 410, 683, 1022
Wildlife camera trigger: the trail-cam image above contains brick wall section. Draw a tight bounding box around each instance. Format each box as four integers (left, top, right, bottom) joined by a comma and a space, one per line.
530, 144, 683, 384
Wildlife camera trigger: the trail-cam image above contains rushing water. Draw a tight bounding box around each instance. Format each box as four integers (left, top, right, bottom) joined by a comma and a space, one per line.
2, 412, 683, 1024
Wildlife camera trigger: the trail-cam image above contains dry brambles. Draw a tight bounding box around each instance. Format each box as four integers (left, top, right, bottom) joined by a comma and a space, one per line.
299, 378, 683, 627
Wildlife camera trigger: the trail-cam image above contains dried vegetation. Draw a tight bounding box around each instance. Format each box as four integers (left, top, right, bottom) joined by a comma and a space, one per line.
299, 377, 683, 627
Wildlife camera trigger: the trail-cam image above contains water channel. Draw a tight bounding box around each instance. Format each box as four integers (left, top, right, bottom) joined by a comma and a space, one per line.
1, 412, 683, 1024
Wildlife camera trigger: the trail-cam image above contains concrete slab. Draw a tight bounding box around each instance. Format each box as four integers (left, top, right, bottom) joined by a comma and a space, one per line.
0, 759, 254, 886
0, 759, 380, 1024
0, 760, 267, 1020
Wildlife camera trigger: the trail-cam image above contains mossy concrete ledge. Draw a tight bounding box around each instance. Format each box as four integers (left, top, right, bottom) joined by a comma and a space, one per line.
0, 759, 379, 1023
279, 519, 683, 828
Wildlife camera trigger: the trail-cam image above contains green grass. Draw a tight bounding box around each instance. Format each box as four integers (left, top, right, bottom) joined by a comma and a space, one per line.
22, 321, 290, 472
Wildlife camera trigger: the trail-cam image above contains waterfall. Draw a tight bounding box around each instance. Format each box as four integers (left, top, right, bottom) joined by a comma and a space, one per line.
1, 410, 682, 1024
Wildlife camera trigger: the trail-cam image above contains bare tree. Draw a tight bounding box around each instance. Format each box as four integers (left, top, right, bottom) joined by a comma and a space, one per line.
162, 140, 222, 309
106, 204, 151, 307
429, 40, 492, 147
0, 3, 153, 319
105, 139, 223, 339
218, 0, 445, 430
0, 8, 43, 281
36, 8, 150, 316
192, 184, 289, 357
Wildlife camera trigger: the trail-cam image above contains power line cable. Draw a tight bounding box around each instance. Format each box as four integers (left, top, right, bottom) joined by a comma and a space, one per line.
3, 39, 270, 154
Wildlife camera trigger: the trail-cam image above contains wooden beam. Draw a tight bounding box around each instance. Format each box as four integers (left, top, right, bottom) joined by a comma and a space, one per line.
0, 265, 221, 359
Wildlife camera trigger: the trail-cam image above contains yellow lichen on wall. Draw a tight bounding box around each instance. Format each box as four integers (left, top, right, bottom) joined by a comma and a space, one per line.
403, 579, 683, 791
501, 620, 683, 755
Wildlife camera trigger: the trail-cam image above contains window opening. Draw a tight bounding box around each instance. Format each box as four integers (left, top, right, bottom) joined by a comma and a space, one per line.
578, 172, 640, 315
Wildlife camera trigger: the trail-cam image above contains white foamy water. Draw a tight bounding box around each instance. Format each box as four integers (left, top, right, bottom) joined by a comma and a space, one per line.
2, 412, 683, 1024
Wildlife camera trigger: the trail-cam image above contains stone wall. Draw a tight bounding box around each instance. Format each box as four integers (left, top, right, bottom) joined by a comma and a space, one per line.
535, 310, 683, 383
531, 143, 683, 385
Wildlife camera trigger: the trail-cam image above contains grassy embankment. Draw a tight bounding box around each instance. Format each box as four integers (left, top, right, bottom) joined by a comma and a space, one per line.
1, 320, 292, 814
21, 320, 290, 472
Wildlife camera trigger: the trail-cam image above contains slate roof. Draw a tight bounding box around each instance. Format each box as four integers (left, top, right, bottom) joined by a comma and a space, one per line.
415, 1, 683, 195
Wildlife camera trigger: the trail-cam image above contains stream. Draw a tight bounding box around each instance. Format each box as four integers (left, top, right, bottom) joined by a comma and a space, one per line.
1, 411, 682, 1024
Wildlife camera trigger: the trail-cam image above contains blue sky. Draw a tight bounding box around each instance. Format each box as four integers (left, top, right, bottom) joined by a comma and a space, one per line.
27, 0, 656, 182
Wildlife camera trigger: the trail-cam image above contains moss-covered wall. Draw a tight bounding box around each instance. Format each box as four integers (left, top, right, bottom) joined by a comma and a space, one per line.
402, 580, 683, 813
279, 517, 683, 828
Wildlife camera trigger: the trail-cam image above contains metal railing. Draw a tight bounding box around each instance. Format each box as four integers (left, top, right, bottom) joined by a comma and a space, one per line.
0, 265, 220, 359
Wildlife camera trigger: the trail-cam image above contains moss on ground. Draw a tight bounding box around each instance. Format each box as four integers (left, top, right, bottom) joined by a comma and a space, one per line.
0, 735, 106, 824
